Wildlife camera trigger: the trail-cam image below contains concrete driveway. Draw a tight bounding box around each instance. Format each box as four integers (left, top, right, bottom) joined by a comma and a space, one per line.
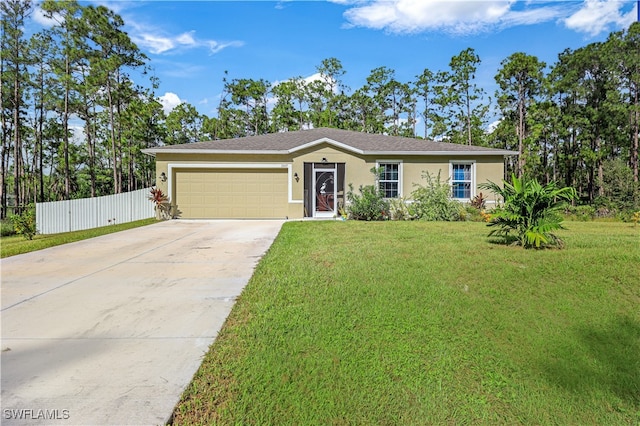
1, 220, 284, 425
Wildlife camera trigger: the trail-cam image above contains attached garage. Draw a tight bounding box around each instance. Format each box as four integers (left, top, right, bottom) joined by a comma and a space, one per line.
173, 168, 288, 219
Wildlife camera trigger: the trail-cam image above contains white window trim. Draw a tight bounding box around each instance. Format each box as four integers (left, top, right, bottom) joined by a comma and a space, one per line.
449, 160, 476, 201
375, 160, 403, 198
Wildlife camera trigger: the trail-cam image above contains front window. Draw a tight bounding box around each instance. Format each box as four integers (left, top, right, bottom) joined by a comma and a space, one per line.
378, 163, 399, 198
451, 163, 473, 199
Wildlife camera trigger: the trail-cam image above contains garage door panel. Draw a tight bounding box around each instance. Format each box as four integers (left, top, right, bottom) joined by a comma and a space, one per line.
218, 194, 233, 204
175, 169, 288, 219
246, 182, 260, 192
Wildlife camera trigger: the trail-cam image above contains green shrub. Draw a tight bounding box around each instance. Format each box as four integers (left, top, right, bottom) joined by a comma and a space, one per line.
10, 207, 37, 240
563, 203, 640, 223
387, 197, 414, 221
458, 205, 486, 222
345, 183, 389, 221
1, 219, 16, 237
564, 205, 596, 221
480, 174, 577, 249
410, 171, 462, 221
615, 209, 640, 223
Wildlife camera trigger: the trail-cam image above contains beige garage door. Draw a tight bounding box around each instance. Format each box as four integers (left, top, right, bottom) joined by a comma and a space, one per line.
174, 168, 288, 219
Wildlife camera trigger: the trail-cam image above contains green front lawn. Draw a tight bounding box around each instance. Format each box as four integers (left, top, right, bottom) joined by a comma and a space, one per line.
172, 221, 640, 425
0, 218, 157, 258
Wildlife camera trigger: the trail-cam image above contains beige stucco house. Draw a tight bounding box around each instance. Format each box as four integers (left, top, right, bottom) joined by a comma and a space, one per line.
142, 127, 516, 219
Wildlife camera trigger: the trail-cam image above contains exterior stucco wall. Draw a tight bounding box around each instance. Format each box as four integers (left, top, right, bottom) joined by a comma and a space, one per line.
474, 156, 506, 204
152, 148, 506, 219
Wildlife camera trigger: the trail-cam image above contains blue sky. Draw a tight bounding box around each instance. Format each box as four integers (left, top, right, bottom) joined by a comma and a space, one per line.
31, 0, 638, 126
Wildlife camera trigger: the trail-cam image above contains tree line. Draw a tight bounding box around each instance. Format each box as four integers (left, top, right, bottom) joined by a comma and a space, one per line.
2, 0, 161, 218
2, 0, 638, 218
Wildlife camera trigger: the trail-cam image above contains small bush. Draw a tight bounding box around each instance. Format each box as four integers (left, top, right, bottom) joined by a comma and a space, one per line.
148, 187, 169, 205
1, 219, 16, 237
410, 171, 462, 221
564, 205, 596, 221
388, 198, 414, 221
458, 205, 488, 222
149, 187, 171, 219
10, 207, 37, 240
470, 192, 487, 209
616, 209, 640, 223
345, 183, 389, 221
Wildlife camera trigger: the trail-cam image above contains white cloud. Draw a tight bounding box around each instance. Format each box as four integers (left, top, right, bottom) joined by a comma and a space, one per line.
272, 73, 325, 89
303, 72, 324, 85
127, 20, 243, 55
499, 5, 568, 28
89, 1, 129, 14
337, 0, 634, 36
341, 0, 517, 35
32, 5, 59, 27
175, 31, 197, 46
487, 118, 501, 134
304, 72, 342, 94
158, 92, 183, 114
131, 28, 200, 55
564, 0, 635, 36
209, 40, 245, 55
136, 33, 175, 54
70, 124, 86, 145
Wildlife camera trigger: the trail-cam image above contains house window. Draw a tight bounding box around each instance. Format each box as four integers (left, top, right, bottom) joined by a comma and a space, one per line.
378, 162, 400, 198
450, 162, 474, 200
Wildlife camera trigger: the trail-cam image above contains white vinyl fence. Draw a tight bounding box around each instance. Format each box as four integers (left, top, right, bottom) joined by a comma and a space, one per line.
36, 188, 155, 235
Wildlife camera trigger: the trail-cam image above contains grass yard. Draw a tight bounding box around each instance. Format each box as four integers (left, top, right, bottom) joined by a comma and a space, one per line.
0, 218, 157, 258
172, 221, 640, 425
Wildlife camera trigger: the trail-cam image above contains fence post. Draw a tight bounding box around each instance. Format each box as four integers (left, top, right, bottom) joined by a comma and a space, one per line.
67, 199, 72, 233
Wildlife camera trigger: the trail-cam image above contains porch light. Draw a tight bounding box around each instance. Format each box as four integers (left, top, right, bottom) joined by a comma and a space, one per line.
294, 172, 299, 182
159, 172, 167, 182
321, 157, 328, 164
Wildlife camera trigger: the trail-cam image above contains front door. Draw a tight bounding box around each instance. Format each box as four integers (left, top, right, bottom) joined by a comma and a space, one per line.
313, 169, 336, 217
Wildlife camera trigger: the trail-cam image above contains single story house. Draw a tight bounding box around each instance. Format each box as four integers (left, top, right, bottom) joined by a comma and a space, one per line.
142, 127, 516, 219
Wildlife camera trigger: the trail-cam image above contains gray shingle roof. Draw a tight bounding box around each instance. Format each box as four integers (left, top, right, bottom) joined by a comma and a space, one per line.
142, 127, 516, 156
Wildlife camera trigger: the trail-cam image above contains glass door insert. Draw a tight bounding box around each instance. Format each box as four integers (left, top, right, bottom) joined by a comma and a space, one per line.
313, 169, 336, 217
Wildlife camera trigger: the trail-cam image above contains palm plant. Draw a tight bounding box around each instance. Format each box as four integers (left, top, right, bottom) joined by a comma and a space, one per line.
480, 174, 577, 249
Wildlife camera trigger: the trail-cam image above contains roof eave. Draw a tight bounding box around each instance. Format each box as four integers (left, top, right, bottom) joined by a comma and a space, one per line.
142, 149, 289, 156
364, 150, 518, 156
142, 147, 518, 157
